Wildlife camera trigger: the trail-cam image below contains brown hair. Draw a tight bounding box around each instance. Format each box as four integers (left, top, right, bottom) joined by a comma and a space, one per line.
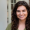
11, 1, 30, 30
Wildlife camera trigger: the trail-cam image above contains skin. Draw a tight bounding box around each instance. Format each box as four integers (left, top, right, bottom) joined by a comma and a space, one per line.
16, 5, 28, 21
16, 5, 28, 30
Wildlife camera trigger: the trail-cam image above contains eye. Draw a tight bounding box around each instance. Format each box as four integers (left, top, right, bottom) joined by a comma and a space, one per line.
23, 10, 26, 12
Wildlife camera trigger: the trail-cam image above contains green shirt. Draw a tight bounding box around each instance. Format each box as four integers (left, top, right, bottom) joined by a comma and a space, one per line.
6, 23, 26, 30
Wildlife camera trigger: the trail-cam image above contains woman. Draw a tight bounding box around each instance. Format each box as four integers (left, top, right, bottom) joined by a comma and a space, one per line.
6, 1, 30, 30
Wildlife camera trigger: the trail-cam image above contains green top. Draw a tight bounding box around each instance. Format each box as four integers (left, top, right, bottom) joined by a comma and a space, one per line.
6, 23, 26, 30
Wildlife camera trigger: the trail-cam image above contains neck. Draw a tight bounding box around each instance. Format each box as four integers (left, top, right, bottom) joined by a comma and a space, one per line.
19, 19, 26, 25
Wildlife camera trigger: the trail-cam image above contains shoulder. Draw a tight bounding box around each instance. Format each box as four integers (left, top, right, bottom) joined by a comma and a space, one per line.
6, 23, 11, 30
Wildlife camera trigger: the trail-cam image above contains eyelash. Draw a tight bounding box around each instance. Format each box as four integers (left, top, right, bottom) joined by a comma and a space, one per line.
17, 10, 25, 12
23, 10, 25, 12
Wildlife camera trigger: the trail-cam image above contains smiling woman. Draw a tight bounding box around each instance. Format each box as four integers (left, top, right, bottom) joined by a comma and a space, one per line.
6, 1, 30, 30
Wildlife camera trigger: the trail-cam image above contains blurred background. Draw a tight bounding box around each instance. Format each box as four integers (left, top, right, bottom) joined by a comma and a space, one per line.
0, 0, 30, 30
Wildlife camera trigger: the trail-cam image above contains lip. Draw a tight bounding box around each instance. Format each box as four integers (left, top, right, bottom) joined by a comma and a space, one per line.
20, 16, 24, 17
20, 17, 23, 18
19, 16, 24, 18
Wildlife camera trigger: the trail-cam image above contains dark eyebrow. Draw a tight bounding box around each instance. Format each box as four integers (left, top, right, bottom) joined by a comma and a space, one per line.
16, 10, 20, 11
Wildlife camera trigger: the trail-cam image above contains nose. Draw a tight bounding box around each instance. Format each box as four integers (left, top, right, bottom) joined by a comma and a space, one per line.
20, 12, 23, 15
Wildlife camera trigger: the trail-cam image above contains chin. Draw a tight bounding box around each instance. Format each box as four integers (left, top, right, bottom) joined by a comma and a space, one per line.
19, 18, 25, 20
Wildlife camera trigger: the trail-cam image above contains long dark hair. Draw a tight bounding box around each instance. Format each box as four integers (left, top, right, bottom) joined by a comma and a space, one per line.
11, 1, 30, 30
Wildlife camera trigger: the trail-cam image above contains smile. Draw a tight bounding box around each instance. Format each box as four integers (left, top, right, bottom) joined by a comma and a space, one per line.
19, 16, 24, 18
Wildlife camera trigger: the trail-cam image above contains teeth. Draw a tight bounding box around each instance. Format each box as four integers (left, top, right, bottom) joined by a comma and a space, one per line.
20, 16, 24, 17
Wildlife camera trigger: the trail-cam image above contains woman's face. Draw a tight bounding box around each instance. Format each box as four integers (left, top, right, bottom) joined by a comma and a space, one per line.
16, 5, 28, 20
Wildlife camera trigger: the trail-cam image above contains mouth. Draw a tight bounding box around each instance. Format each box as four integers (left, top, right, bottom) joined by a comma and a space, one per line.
19, 16, 24, 18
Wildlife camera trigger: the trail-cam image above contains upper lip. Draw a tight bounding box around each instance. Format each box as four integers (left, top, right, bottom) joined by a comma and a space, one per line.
20, 16, 22, 17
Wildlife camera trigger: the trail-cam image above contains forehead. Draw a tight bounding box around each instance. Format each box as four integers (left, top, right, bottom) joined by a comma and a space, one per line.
17, 5, 27, 10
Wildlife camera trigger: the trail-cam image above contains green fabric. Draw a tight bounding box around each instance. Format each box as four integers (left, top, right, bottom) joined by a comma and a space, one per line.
6, 23, 26, 30
6, 23, 11, 30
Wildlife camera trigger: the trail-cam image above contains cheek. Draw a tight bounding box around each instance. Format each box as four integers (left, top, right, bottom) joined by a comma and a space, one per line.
24, 12, 28, 17
16, 12, 20, 17
16, 12, 20, 16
